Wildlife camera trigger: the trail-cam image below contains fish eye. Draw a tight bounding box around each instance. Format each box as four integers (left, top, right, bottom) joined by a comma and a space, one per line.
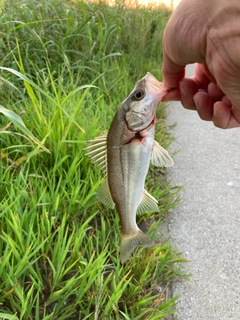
132, 89, 145, 101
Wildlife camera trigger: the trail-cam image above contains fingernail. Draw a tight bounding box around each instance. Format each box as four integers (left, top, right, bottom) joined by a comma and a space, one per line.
179, 80, 185, 95
193, 96, 200, 110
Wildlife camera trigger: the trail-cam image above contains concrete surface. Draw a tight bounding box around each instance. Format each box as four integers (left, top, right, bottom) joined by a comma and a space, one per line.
166, 64, 240, 320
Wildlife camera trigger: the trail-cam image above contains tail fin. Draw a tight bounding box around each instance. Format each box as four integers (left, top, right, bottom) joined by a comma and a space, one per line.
120, 230, 155, 264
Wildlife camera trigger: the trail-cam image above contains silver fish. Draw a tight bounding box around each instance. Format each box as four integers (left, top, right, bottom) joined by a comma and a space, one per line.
85, 72, 174, 263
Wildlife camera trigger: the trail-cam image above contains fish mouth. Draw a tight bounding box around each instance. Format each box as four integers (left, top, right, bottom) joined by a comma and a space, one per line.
148, 81, 162, 91
145, 72, 168, 100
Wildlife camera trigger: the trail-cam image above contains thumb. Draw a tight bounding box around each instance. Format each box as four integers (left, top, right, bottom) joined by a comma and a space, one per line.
162, 53, 186, 88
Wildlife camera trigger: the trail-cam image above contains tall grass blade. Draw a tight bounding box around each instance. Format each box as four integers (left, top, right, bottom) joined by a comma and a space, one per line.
0, 105, 50, 153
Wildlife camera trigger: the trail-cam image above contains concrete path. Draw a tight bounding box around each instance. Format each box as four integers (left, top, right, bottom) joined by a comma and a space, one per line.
166, 64, 240, 320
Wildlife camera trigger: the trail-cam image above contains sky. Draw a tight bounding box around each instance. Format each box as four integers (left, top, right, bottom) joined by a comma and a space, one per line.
137, 0, 181, 9
96, 0, 181, 10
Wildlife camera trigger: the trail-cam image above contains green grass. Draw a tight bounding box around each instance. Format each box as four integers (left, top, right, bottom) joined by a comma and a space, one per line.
0, 0, 186, 319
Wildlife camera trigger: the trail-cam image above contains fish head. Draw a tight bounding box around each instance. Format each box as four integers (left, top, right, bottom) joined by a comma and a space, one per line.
124, 73, 168, 131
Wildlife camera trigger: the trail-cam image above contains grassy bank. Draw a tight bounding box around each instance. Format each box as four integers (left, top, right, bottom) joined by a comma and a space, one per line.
0, 0, 185, 319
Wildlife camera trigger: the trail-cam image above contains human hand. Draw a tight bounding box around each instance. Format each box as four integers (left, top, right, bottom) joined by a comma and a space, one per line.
161, 0, 240, 129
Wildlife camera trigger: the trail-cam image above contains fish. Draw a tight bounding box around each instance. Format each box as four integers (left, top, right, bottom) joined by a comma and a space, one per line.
85, 72, 174, 263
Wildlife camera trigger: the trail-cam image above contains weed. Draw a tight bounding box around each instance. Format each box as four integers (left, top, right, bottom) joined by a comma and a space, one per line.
0, 0, 185, 319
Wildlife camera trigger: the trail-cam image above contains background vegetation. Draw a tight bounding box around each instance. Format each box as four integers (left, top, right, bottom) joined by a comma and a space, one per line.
0, 0, 185, 319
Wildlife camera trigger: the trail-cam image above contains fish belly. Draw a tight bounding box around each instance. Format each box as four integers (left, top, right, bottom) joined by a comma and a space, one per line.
108, 131, 154, 235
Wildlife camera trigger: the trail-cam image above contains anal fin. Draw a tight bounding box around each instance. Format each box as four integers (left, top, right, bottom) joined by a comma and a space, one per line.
137, 189, 159, 215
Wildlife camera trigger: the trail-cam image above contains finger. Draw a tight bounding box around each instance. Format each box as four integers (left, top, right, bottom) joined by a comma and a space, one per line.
162, 53, 186, 88
217, 76, 240, 110
162, 87, 181, 101
197, 63, 217, 85
194, 64, 212, 88
207, 82, 224, 101
222, 95, 231, 106
179, 78, 200, 110
212, 102, 240, 129
193, 92, 214, 121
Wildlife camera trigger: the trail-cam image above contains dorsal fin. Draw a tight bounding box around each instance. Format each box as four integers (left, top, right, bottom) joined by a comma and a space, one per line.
151, 141, 174, 167
84, 133, 108, 173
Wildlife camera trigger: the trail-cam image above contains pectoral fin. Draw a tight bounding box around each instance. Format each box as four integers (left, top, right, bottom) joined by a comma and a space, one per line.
151, 141, 174, 167
97, 179, 115, 209
120, 230, 155, 264
84, 133, 108, 173
137, 190, 159, 215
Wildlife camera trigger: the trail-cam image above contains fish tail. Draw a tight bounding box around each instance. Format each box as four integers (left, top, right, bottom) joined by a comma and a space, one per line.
120, 230, 155, 264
